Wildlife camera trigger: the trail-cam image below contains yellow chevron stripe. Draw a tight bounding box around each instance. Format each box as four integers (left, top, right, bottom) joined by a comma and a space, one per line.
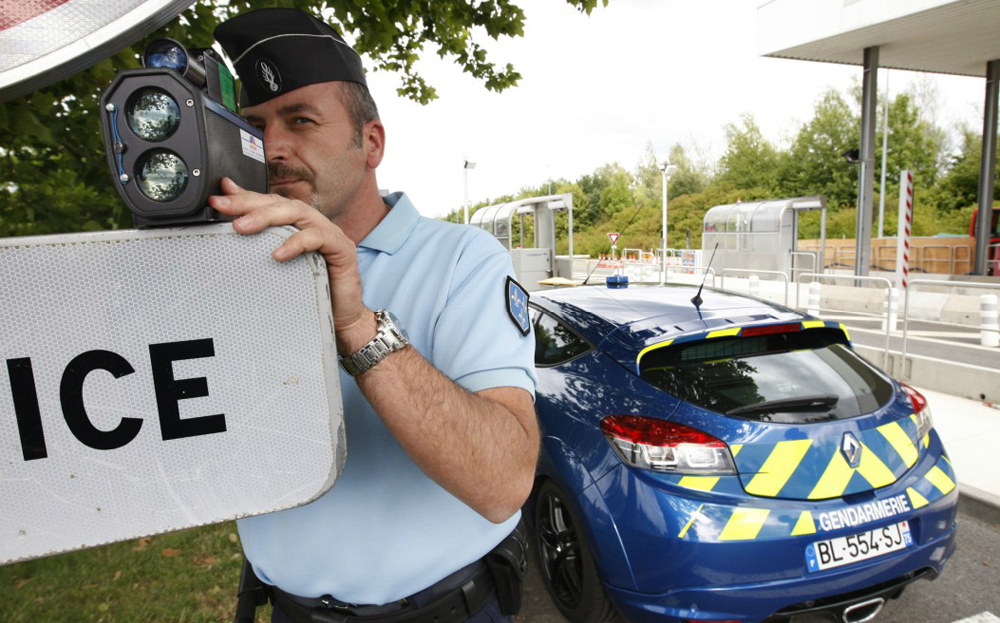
923, 434, 930, 448
839, 323, 851, 342
745, 439, 813, 497
678, 476, 720, 492
801, 320, 825, 329
925, 465, 956, 495
907, 487, 929, 509
856, 442, 897, 488
730, 444, 743, 458
878, 421, 919, 467
707, 327, 741, 339
719, 508, 770, 541
791, 511, 817, 536
809, 450, 854, 499
636, 339, 674, 366
678, 504, 703, 539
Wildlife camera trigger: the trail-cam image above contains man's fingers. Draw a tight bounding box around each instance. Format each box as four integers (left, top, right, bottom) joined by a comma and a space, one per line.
231, 199, 311, 233
273, 227, 328, 261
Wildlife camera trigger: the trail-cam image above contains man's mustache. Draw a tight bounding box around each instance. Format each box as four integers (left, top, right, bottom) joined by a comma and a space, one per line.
267, 161, 314, 184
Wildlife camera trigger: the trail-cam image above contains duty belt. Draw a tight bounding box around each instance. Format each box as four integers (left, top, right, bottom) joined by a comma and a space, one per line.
271, 562, 496, 623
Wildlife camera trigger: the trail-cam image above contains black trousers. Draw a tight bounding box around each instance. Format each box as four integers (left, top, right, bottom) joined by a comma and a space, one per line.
271, 591, 511, 623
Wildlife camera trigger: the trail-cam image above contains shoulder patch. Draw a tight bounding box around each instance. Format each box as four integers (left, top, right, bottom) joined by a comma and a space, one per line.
505, 276, 531, 336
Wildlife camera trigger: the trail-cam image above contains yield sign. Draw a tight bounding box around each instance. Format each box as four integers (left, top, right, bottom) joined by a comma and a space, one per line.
608, 232, 620, 246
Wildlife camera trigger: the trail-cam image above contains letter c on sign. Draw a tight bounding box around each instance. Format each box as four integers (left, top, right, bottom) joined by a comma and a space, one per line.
60, 350, 142, 450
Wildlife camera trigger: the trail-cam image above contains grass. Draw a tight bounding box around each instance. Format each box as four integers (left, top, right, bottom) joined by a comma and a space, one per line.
0, 522, 272, 623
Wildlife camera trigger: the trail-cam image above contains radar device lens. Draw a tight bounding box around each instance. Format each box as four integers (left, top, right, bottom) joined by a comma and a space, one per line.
136, 150, 188, 202
143, 40, 188, 72
126, 88, 180, 141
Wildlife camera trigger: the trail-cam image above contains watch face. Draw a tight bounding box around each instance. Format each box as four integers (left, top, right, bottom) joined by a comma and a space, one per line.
385, 310, 409, 342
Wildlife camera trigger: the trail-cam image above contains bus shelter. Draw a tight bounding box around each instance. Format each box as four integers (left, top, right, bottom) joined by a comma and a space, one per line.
702, 196, 827, 280
471, 194, 574, 290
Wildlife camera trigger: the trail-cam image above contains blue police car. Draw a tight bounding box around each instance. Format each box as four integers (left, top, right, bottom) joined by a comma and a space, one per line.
526, 282, 957, 623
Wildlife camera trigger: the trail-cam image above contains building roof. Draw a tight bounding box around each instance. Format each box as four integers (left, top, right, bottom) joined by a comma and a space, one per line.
758, 0, 1000, 77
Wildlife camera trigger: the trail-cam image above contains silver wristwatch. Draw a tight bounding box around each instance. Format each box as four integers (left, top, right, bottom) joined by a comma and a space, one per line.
338, 309, 409, 376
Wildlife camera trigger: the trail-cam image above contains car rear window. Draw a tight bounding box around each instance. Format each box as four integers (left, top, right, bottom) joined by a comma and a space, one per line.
639, 328, 894, 422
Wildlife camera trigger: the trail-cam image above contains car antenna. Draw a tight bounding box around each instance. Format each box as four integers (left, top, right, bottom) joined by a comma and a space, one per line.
691, 243, 719, 308
582, 202, 648, 286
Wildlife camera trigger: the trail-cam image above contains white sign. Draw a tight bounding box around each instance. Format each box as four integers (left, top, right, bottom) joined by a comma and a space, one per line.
240, 128, 265, 163
608, 232, 620, 246
0, 224, 344, 565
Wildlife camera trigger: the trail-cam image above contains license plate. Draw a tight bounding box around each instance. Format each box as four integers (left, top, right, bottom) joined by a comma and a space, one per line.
805, 521, 913, 572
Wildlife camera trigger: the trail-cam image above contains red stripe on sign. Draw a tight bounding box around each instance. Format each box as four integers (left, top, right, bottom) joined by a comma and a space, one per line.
0, 0, 72, 31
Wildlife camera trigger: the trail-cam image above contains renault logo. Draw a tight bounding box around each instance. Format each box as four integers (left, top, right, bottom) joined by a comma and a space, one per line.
841, 432, 863, 468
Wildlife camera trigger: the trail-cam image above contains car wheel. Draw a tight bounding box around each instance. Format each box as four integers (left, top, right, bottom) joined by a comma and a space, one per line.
533, 479, 616, 623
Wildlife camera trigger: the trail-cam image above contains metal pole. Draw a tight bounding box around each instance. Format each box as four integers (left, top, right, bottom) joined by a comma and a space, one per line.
660, 167, 667, 285
855, 46, 879, 278
974, 60, 999, 275
878, 69, 889, 239
463, 163, 469, 225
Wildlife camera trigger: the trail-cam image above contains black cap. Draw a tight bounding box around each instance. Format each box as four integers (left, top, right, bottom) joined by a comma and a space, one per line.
214, 8, 366, 107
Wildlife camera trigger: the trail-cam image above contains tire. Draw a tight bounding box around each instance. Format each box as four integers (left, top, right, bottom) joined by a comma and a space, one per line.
532, 479, 616, 623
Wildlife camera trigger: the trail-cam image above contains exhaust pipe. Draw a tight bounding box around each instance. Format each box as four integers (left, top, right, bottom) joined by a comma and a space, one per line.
842, 597, 886, 623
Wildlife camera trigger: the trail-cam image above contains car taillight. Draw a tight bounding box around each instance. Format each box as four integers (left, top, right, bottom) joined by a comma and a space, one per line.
740, 323, 801, 337
900, 383, 933, 439
600, 415, 737, 475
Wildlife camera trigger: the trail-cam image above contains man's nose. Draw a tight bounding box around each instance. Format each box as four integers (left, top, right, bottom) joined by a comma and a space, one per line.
263, 125, 292, 161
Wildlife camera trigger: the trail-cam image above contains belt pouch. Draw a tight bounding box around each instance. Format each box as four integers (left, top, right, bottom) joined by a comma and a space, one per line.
484, 521, 528, 615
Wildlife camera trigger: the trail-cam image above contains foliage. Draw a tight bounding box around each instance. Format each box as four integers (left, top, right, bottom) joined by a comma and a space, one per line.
778, 89, 858, 208
716, 113, 781, 193
876, 92, 942, 195
928, 127, 1000, 213
449, 80, 986, 258
0, 0, 608, 237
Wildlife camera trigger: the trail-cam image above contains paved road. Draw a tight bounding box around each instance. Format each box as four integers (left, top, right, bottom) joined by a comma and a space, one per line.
517, 509, 1000, 623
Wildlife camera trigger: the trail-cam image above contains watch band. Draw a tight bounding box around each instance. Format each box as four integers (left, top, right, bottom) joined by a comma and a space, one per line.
339, 309, 409, 376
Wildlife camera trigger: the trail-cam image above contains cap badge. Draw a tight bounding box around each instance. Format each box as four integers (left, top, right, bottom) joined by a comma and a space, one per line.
256, 58, 282, 93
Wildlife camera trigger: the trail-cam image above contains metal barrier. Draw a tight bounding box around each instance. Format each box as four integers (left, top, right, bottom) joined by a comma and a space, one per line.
574, 258, 715, 287
874, 245, 897, 272
720, 269, 789, 306
919, 245, 956, 275
901, 278, 1000, 365
952, 246, 972, 275
833, 246, 857, 268
789, 251, 818, 282
795, 272, 894, 367
666, 265, 716, 287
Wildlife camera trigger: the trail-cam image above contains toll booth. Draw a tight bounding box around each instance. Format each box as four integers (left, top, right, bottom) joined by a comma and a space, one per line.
702, 196, 827, 279
471, 194, 574, 291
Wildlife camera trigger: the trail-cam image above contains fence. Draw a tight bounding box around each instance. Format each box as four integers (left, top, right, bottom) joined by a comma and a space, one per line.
901, 279, 1000, 365
795, 273, 894, 367
720, 269, 789, 306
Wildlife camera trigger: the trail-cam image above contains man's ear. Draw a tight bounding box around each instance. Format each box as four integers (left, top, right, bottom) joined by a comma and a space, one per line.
364, 119, 385, 169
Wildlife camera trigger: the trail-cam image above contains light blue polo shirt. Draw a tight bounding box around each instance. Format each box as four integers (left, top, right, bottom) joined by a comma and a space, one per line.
237, 192, 537, 605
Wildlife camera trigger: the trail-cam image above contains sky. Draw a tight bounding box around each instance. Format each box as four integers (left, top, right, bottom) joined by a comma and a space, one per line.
359, 0, 988, 219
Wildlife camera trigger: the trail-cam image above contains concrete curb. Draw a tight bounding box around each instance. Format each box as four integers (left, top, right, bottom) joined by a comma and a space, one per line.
958, 485, 1000, 526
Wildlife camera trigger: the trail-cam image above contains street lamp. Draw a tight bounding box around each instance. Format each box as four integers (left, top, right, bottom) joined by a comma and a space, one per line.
659, 161, 678, 285
463, 158, 476, 224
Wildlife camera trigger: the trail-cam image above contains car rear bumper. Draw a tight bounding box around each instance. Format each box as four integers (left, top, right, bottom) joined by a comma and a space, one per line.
588, 438, 959, 623
603, 513, 955, 623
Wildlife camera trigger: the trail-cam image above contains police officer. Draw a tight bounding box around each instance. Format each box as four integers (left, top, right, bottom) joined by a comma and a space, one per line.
211, 8, 538, 623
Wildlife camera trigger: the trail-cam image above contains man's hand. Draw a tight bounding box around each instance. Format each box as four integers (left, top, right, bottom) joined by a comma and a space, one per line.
208, 177, 376, 352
